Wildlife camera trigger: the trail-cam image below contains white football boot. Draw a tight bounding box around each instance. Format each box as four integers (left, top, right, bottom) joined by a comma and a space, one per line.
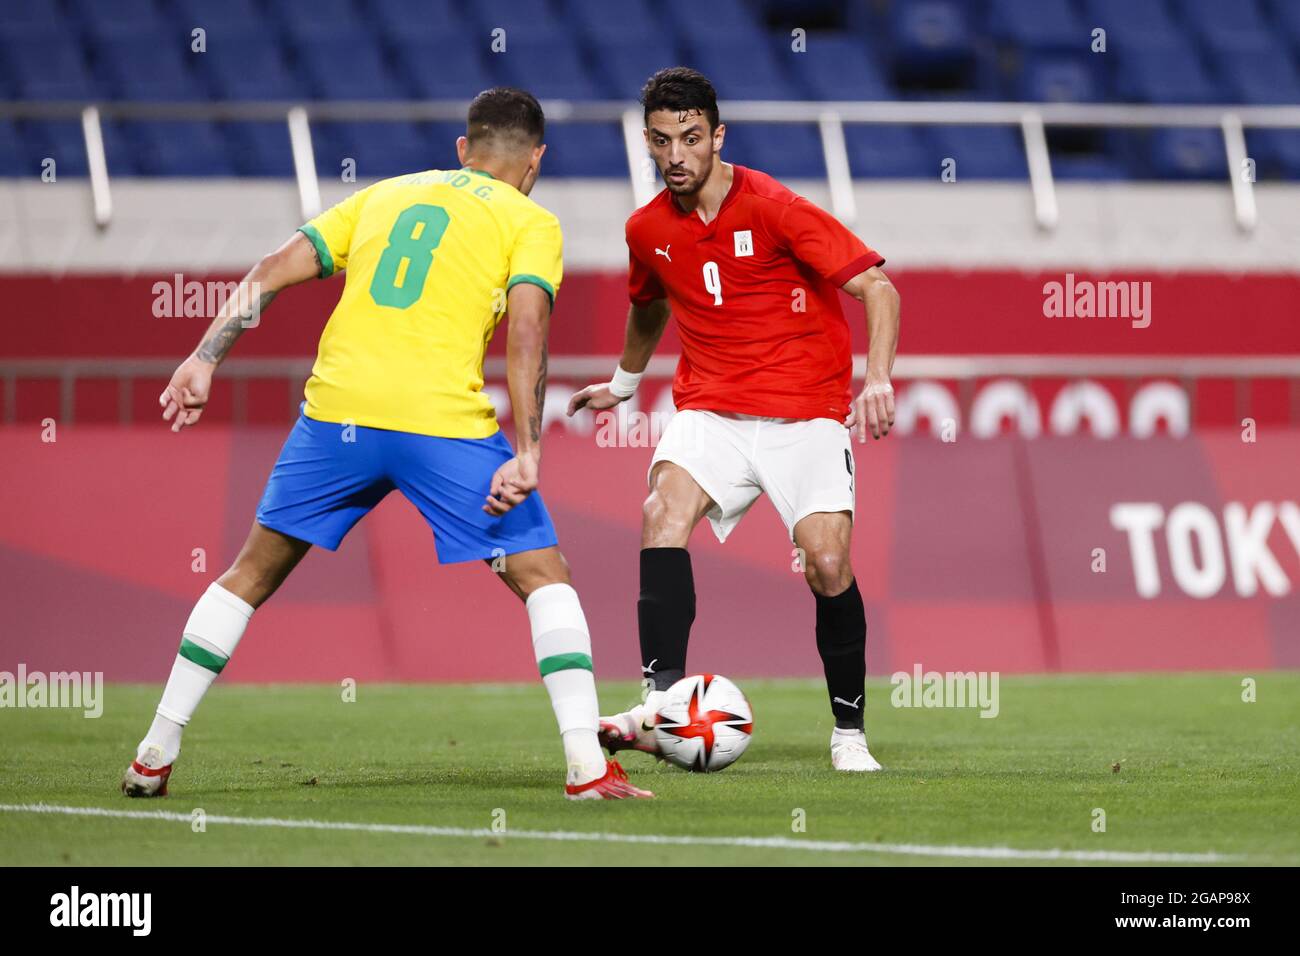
830, 728, 883, 772
598, 692, 663, 757
121, 744, 174, 797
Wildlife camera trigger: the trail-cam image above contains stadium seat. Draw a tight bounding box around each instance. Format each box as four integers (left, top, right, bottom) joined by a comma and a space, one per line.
1215, 43, 1300, 104
1182, 0, 1274, 53
496, 34, 603, 100
685, 40, 799, 100
588, 37, 683, 100
0, 2, 66, 41
1145, 128, 1229, 179
723, 123, 832, 179
1080, 0, 1181, 47
887, 1, 977, 88
565, 0, 658, 44
0, 121, 28, 175
294, 36, 411, 100
392, 37, 496, 99
22, 120, 135, 177
1116, 38, 1223, 103
66, 0, 165, 42
843, 125, 930, 178
1018, 54, 1102, 103
271, 0, 371, 44
1269, 0, 1300, 50
1246, 129, 1300, 180
780, 34, 890, 101
988, 0, 1084, 51
370, 0, 468, 43
313, 122, 440, 178
92, 33, 207, 101
199, 31, 307, 100
925, 125, 1029, 179
464, 0, 566, 40
125, 121, 237, 176
226, 121, 297, 177
539, 123, 627, 177
1051, 154, 1129, 180
4, 35, 99, 100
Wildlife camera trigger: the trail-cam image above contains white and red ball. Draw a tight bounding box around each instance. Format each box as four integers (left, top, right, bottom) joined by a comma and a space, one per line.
653, 674, 753, 772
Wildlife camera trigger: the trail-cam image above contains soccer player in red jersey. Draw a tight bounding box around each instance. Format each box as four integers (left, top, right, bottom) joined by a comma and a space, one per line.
568, 68, 900, 771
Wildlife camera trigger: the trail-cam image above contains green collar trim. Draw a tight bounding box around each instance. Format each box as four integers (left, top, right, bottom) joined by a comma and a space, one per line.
461, 166, 496, 180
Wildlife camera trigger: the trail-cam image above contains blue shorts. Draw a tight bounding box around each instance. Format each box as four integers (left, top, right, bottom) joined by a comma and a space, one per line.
255, 410, 558, 564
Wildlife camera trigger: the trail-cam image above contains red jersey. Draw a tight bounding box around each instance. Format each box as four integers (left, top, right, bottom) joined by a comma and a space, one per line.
626, 164, 883, 421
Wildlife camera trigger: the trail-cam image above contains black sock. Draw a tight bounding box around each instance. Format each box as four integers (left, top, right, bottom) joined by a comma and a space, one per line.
638, 547, 695, 692
815, 578, 867, 730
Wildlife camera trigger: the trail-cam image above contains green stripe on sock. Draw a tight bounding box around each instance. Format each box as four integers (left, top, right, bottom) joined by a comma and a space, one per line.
538, 653, 593, 677
179, 637, 228, 675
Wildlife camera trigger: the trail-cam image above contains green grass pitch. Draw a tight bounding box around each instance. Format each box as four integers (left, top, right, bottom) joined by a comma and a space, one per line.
1, 674, 1297, 866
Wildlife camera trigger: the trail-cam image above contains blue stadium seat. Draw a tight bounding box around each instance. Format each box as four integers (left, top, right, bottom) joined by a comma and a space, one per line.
989, 0, 1084, 51
925, 125, 1029, 179
313, 122, 439, 178
0, 2, 66, 41
171, 0, 265, 32
66, 0, 165, 42
4, 36, 99, 99
200, 31, 307, 100
1018, 54, 1102, 103
589, 37, 683, 100
1051, 154, 1129, 180
1116, 39, 1223, 103
497, 34, 603, 100
887, 1, 977, 86
125, 121, 238, 175
1215, 43, 1300, 104
1182, 0, 1273, 53
843, 125, 930, 178
1081, 0, 1180, 46
22, 120, 136, 177
0, 121, 29, 175
392, 36, 494, 98
370, 0, 468, 43
780, 35, 890, 101
540, 123, 626, 176
93, 33, 207, 101
294, 36, 410, 99
722, 123, 829, 179
226, 122, 297, 177
273, 0, 370, 43
465, 0, 565, 40
1269, 0, 1300, 50
685, 40, 798, 99
1247, 129, 1300, 180
1145, 128, 1229, 179
565, 0, 658, 43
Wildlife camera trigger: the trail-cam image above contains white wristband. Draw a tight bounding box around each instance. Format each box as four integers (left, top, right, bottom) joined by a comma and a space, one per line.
609, 365, 643, 399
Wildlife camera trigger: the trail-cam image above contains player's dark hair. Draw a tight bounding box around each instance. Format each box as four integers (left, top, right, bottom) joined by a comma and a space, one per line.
466, 87, 545, 150
640, 67, 720, 131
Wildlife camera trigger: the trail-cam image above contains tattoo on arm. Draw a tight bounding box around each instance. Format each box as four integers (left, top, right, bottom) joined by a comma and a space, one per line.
196, 290, 277, 364
529, 341, 548, 444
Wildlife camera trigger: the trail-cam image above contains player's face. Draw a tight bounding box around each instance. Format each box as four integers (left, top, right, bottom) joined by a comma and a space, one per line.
644, 109, 724, 195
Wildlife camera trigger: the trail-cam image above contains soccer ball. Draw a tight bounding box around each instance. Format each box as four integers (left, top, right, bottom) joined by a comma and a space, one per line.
653, 674, 754, 772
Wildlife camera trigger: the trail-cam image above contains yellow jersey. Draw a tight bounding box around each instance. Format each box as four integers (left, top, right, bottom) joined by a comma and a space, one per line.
296, 167, 563, 438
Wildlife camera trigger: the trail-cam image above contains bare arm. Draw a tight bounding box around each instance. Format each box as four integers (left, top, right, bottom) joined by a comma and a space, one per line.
566, 297, 671, 416
484, 283, 552, 516
841, 265, 901, 441
160, 232, 323, 432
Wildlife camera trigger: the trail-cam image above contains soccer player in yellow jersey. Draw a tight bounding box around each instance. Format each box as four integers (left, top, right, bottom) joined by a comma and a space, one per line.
120, 89, 651, 801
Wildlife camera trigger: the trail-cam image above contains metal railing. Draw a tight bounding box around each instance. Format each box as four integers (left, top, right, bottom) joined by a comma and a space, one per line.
3, 99, 1299, 232
4, 356, 1299, 426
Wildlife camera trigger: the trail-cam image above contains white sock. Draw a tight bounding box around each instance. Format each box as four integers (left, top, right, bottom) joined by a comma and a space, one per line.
526, 582, 606, 784
140, 582, 253, 763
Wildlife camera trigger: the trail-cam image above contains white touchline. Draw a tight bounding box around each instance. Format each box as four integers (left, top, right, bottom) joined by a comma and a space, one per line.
0, 803, 1241, 863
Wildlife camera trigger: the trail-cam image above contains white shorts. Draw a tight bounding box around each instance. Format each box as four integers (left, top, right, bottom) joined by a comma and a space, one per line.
649, 409, 856, 543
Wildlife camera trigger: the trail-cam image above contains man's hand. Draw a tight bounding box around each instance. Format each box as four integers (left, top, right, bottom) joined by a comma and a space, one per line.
484, 452, 540, 516
159, 356, 214, 433
566, 382, 628, 417
845, 375, 896, 442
